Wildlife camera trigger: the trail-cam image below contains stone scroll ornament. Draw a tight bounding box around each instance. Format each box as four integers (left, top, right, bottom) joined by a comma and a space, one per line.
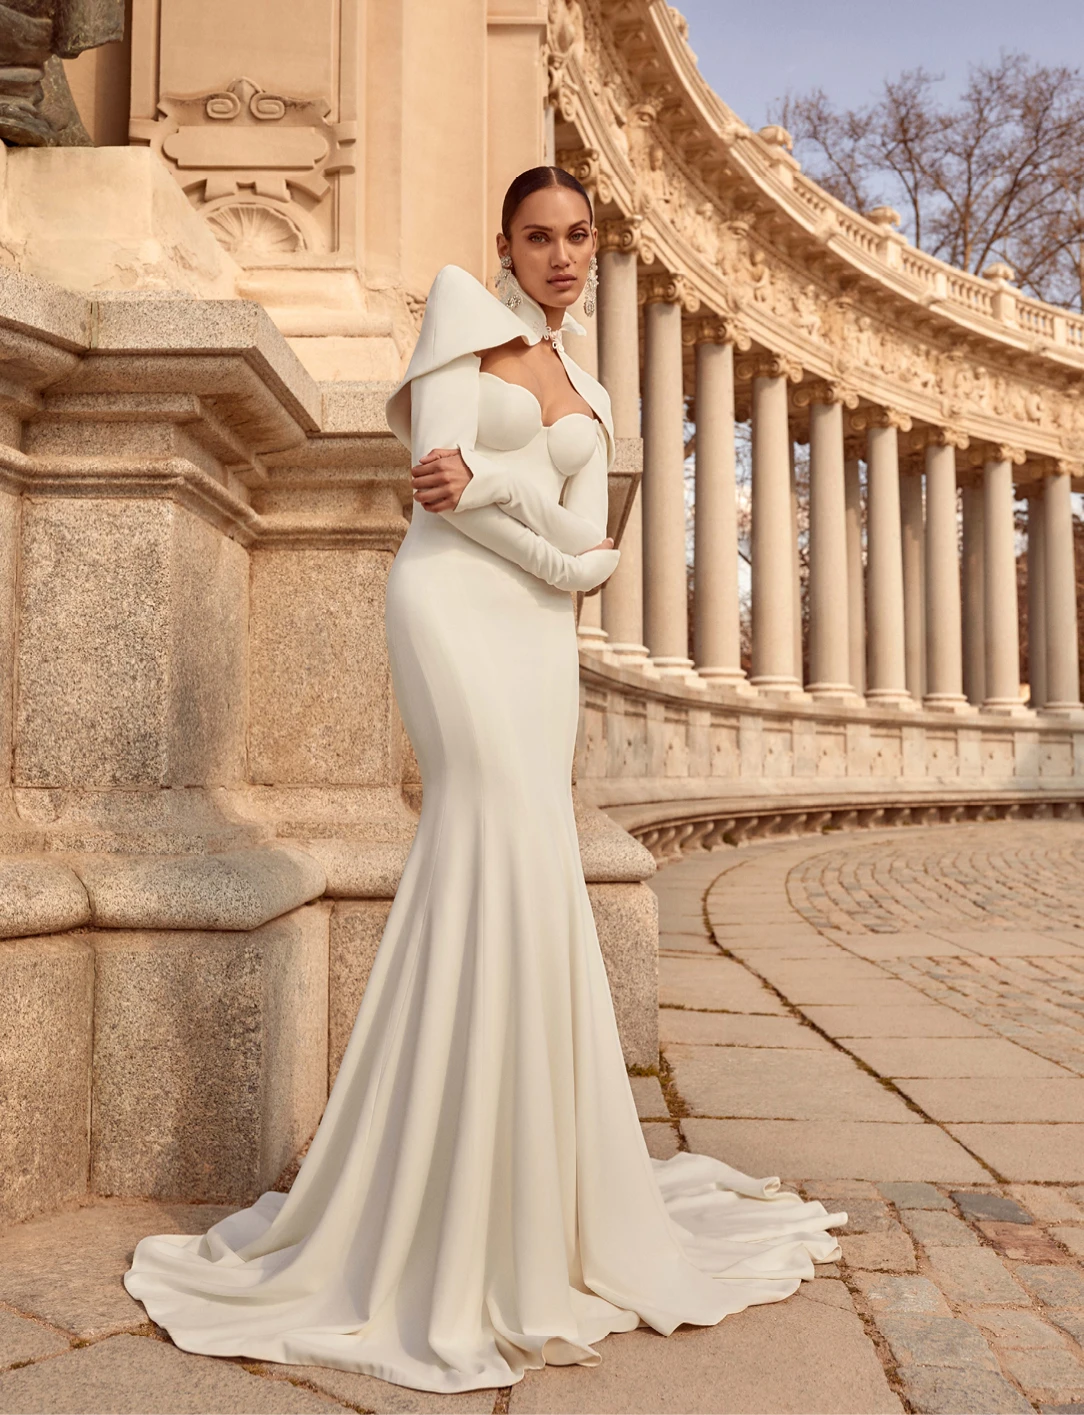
0, 0, 123, 146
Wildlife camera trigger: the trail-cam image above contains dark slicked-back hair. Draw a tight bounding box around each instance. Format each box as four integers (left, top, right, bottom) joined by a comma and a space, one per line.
500, 165, 594, 238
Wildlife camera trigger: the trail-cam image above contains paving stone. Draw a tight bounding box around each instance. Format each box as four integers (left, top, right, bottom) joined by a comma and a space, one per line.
797, 1278, 854, 1311
0, 1199, 234, 1338
802, 1180, 882, 1201
665, 1045, 920, 1122
875, 1314, 997, 1370
0, 1309, 70, 1368
879, 1182, 954, 1210
1008, 1186, 1084, 1223
895, 1365, 1034, 1413
952, 1192, 1034, 1225
1001, 1348, 1084, 1400
250, 1363, 500, 1414
843, 1037, 1068, 1078
628, 1074, 667, 1120
640, 1122, 679, 1160
900, 1209, 980, 1247
979, 1221, 1075, 1263
0, 1335, 345, 1413
681, 1119, 988, 1182
1052, 1312, 1084, 1345
657, 956, 786, 1014
968, 1308, 1069, 1349
1016, 1265, 1084, 1308
840, 1231, 916, 1272
1051, 1227, 1084, 1258
926, 930, 1084, 958
508, 1291, 902, 1413
657, 1010, 831, 1049
833, 1199, 896, 1233
850, 1273, 951, 1316
798, 1005, 991, 1039
895, 1078, 1084, 1122
923, 1246, 1029, 1305
948, 1125, 1084, 1181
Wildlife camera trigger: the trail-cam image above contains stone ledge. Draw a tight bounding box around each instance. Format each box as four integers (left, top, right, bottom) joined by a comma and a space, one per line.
0, 858, 89, 939
73, 845, 326, 931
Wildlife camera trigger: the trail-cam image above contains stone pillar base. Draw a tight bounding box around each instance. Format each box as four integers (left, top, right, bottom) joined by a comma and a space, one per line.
922, 694, 974, 715
866, 689, 919, 711
809, 682, 863, 705
1038, 702, 1084, 721
981, 699, 1035, 717
751, 675, 804, 698
697, 667, 754, 694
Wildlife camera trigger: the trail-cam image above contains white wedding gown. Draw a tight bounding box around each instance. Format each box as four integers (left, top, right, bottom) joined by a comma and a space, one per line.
122, 265, 845, 1394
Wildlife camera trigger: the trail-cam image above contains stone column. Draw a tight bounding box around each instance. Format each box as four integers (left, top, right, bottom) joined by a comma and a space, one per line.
1042, 465, 1082, 713
844, 453, 866, 695
641, 272, 696, 679
789, 442, 803, 686
691, 324, 747, 686
900, 465, 926, 702
1027, 490, 1047, 709
744, 352, 801, 693
596, 223, 649, 666
804, 389, 854, 699
863, 409, 912, 707
982, 448, 1027, 713
961, 483, 986, 706
923, 433, 969, 711
566, 288, 605, 649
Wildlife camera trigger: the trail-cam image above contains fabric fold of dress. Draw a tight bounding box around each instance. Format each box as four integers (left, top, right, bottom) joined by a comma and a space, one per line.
122, 264, 845, 1395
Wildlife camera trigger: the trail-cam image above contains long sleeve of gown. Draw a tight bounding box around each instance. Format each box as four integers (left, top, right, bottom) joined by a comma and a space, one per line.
409, 356, 619, 592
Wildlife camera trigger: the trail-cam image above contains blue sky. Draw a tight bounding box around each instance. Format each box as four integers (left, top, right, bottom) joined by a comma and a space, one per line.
675, 1, 1084, 129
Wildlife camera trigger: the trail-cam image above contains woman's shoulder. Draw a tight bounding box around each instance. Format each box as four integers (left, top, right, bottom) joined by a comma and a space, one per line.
384, 265, 526, 447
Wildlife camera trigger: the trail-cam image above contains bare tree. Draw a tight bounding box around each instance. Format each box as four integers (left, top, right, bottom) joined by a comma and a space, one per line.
773, 54, 1084, 308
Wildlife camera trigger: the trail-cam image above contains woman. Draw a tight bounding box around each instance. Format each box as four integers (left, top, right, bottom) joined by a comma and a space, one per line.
122, 166, 845, 1396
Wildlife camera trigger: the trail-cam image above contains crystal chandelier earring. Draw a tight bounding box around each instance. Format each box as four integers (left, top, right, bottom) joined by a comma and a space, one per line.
582, 253, 599, 317
496, 253, 520, 310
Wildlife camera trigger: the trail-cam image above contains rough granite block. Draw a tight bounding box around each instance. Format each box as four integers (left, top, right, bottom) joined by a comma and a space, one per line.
91, 907, 329, 1203
0, 933, 92, 1225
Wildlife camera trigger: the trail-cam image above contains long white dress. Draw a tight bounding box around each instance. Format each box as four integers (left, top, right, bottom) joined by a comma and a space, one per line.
122, 265, 845, 1395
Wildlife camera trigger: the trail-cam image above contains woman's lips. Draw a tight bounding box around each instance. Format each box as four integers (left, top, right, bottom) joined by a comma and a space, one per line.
549, 275, 576, 288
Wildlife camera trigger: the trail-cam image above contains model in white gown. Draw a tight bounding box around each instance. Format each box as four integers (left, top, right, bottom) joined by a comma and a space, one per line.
122, 264, 845, 1395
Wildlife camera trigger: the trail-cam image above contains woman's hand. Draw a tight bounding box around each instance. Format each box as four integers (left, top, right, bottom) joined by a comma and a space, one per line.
411, 447, 472, 512
589, 536, 614, 552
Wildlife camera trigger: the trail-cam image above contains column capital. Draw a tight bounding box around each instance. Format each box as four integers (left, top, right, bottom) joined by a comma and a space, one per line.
597, 213, 643, 255
735, 349, 803, 384
928, 425, 970, 450
848, 405, 913, 433
793, 378, 859, 410
555, 146, 610, 204
978, 443, 1027, 467
638, 270, 701, 312
683, 314, 752, 351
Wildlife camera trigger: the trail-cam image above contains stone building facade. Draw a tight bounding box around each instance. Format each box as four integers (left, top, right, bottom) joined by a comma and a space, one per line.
0, 0, 1080, 1225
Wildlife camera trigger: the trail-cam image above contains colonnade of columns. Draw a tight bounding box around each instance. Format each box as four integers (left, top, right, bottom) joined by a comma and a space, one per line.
591, 237, 1082, 718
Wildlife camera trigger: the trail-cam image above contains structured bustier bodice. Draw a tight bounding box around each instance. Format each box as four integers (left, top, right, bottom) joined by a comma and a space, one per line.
476, 371, 601, 477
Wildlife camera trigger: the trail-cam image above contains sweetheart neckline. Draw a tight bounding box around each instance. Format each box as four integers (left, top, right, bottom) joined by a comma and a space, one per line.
479, 370, 600, 432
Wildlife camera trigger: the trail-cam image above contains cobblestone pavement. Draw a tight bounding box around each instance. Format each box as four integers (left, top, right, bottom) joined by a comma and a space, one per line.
2, 821, 1083, 1413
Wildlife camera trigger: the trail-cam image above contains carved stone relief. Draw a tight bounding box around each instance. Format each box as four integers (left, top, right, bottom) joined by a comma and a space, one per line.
131, 76, 355, 263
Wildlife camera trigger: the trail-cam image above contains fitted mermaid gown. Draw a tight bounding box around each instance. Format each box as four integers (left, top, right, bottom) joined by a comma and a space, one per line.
122, 265, 845, 1394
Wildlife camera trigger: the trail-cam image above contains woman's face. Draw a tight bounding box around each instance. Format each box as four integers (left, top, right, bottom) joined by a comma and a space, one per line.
497, 185, 596, 315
